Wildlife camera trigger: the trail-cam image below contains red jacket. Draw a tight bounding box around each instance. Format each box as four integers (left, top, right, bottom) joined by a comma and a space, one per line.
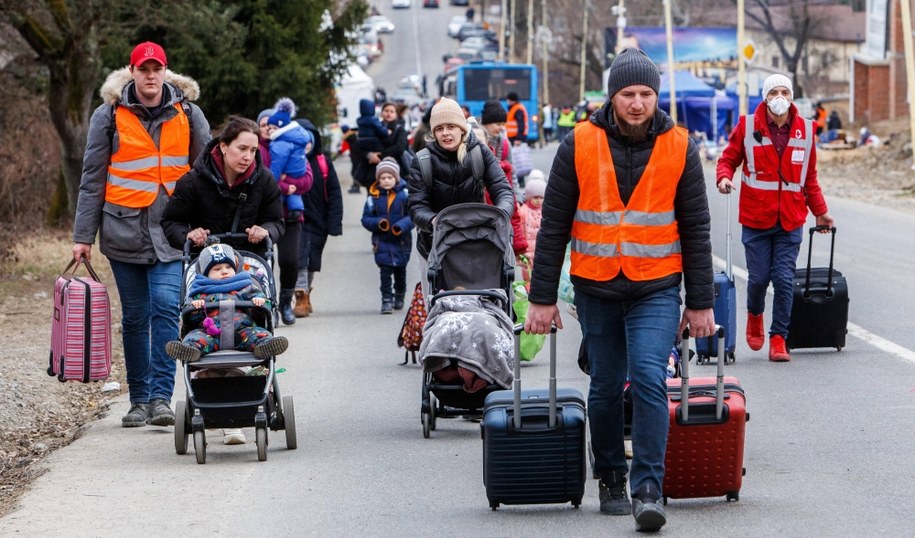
716, 103, 828, 231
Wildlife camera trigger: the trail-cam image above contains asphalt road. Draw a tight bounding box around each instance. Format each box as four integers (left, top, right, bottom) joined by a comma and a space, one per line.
3, 6, 914, 536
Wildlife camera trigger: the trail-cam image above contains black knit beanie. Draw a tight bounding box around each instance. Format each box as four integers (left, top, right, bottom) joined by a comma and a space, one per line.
481, 100, 507, 125
606, 48, 660, 98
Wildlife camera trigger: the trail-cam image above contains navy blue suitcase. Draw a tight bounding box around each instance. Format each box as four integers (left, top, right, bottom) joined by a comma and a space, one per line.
696, 271, 737, 363
697, 193, 737, 364
481, 328, 587, 510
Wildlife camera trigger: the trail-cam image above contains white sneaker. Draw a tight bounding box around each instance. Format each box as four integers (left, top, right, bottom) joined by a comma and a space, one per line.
624, 439, 633, 459
223, 428, 246, 445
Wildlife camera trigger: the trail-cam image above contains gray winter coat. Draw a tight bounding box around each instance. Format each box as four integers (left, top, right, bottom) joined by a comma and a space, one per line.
72, 67, 211, 264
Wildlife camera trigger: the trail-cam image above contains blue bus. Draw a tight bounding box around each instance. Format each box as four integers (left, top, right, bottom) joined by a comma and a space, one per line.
440, 62, 539, 142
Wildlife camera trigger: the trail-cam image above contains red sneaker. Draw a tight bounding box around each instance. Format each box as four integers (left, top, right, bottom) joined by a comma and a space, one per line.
746, 313, 765, 351
768, 334, 791, 362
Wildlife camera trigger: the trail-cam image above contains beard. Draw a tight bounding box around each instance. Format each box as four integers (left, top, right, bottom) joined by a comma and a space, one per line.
616, 113, 653, 142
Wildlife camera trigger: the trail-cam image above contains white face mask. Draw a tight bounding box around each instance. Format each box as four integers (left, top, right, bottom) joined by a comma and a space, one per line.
767, 96, 790, 116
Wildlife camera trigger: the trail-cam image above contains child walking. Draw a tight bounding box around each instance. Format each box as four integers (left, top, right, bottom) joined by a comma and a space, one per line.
166, 243, 289, 362
517, 171, 546, 283
361, 157, 413, 314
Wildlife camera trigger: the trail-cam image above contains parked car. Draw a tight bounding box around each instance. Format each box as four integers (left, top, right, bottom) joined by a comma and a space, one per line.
457, 23, 495, 42
423, 0, 439, 7
392, 0, 411, 8
450, 0, 469, 5
365, 15, 395, 34
447, 16, 466, 38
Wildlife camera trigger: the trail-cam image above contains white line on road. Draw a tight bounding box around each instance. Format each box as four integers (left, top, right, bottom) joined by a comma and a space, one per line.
713, 255, 915, 366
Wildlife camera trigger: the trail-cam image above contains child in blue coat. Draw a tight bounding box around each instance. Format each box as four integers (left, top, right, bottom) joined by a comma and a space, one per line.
361, 157, 413, 314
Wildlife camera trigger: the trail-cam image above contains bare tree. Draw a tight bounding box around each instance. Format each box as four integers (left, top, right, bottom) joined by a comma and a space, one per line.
0, 1, 108, 221
738, 0, 823, 97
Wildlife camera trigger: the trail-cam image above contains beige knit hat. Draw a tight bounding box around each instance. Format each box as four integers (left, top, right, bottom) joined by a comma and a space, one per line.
430, 97, 468, 133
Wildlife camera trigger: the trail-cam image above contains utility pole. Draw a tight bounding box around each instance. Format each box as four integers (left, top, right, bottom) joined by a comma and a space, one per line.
737, 0, 747, 116
499, 0, 507, 61
509, 0, 516, 63
526, 0, 534, 64
900, 0, 915, 170
663, 0, 677, 123
579, 0, 589, 101
612, 0, 626, 54
541, 0, 550, 105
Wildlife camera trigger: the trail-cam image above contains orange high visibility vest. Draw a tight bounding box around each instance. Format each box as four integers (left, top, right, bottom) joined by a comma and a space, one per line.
105, 104, 190, 208
505, 102, 528, 139
570, 122, 687, 282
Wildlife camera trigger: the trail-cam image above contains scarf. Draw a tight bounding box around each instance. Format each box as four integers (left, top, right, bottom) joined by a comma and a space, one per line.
188, 272, 253, 298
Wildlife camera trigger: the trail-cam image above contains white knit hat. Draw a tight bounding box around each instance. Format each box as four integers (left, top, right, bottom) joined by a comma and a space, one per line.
762, 74, 793, 99
430, 97, 468, 133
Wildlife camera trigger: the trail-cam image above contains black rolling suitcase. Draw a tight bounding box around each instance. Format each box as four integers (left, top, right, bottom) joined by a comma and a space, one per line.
787, 226, 849, 351
481, 327, 587, 510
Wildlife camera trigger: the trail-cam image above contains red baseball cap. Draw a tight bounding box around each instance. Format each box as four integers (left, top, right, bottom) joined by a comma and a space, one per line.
130, 41, 167, 67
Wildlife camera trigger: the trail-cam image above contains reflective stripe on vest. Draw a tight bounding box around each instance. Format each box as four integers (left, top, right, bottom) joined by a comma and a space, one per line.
742, 113, 812, 193
106, 104, 191, 208
505, 102, 528, 138
570, 122, 687, 282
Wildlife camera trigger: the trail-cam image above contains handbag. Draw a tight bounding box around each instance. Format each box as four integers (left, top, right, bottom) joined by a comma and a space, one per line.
397, 283, 427, 365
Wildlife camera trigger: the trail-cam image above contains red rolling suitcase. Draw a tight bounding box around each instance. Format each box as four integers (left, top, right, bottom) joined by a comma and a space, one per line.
48, 258, 112, 383
662, 327, 748, 503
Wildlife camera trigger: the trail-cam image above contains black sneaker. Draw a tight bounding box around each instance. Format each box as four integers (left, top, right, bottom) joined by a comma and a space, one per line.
147, 399, 175, 426
632, 483, 667, 532
393, 295, 405, 310
381, 300, 393, 314
121, 403, 148, 428
599, 470, 631, 515
254, 336, 289, 359
166, 340, 201, 362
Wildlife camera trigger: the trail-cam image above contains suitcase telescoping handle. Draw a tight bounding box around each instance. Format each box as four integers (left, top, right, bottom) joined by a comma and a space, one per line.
679, 325, 726, 423
803, 225, 837, 296
513, 324, 558, 429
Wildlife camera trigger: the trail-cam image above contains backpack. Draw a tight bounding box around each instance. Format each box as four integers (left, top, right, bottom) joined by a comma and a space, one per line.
397, 282, 427, 365
416, 143, 484, 193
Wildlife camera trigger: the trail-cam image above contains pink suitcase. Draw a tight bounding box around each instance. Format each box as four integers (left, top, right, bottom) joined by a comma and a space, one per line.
48, 258, 112, 382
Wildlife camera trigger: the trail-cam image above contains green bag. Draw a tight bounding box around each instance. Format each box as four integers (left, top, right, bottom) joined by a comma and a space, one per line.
512, 281, 546, 361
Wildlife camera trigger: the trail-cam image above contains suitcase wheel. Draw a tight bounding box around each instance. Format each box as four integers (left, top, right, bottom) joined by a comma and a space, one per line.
662, 496, 668, 506
490, 501, 499, 510
726, 491, 739, 502
572, 497, 582, 508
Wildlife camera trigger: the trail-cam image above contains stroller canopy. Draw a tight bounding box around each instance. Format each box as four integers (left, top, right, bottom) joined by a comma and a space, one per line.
426, 203, 514, 292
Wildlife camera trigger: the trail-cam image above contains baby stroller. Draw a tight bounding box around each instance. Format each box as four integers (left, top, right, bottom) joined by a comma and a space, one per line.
173, 233, 296, 463
420, 203, 516, 438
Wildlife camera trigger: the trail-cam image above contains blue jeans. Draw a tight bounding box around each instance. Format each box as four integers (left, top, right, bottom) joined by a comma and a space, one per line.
742, 224, 802, 337
575, 286, 681, 494
108, 259, 181, 404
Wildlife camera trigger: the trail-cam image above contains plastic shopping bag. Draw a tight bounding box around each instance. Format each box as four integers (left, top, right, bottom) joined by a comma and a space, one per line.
512, 281, 546, 361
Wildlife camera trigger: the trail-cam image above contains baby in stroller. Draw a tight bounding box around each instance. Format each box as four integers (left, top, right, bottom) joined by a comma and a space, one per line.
166, 243, 288, 362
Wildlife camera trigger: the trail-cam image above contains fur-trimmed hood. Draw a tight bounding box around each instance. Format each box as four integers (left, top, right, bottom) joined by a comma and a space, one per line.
99, 66, 200, 106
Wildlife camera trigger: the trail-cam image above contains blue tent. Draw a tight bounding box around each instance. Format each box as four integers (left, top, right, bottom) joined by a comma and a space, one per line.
657, 70, 735, 141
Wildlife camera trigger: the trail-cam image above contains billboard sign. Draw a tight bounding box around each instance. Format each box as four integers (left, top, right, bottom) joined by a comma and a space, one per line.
604, 27, 737, 67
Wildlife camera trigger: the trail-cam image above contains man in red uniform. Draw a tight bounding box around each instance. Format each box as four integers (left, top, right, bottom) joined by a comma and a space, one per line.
716, 73, 834, 362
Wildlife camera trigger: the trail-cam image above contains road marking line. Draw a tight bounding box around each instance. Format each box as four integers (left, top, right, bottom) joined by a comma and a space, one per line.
713, 256, 915, 365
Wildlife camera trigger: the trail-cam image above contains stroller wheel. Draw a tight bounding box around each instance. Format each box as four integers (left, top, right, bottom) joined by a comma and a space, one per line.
282, 396, 297, 450
429, 394, 438, 431
174, 401, 189, 455
193, 430, 206, 464
422, 412, 431, 438
256, 427, 268, 461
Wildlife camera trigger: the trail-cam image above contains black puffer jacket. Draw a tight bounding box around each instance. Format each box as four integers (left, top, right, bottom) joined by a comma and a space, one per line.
161, 138, 285, 258
528, 103, 714, 310
408, 132, 515, 258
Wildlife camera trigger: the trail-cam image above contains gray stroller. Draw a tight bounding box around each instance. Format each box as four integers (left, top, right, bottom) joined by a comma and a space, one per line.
173, 233, 295, 463
420, 203, 516, 438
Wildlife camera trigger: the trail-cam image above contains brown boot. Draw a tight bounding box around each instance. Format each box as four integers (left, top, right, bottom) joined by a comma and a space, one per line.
293, 288, 310, 318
